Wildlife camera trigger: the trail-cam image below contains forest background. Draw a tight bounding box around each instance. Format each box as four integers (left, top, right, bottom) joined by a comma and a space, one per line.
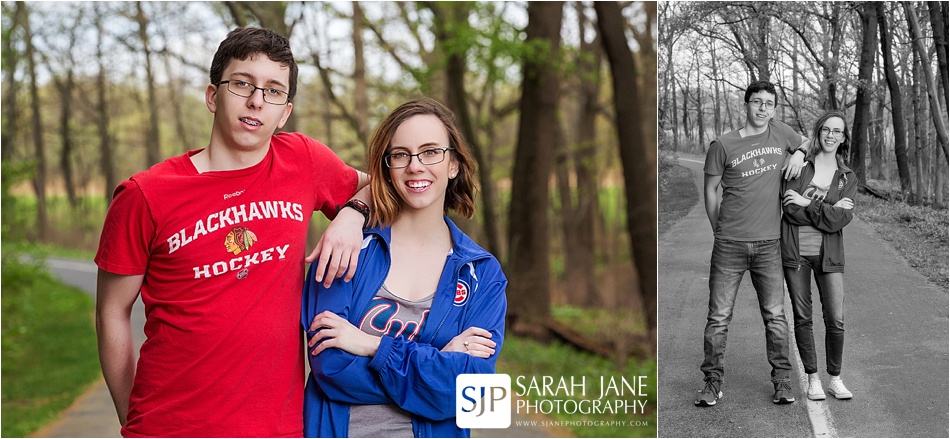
1, 1, 657, 437
659, 1, 948, 209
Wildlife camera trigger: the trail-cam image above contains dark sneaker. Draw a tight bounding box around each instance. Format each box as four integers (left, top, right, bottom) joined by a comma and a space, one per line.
694, 378, 722, 407
773, 381, 796, 404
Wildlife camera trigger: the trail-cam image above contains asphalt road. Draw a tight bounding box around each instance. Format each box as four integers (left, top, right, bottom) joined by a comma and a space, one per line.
658, 156, 949, 438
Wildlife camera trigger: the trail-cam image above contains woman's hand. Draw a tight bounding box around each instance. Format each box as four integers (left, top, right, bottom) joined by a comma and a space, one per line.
441, 327, 496, 359
308, 311, 381, 357
782, 189, 811, 207
832, 197, 854, 209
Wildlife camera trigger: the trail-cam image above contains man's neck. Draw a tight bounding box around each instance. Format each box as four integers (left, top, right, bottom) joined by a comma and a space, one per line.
192, 141, 270, 173
739, 122, 768, 138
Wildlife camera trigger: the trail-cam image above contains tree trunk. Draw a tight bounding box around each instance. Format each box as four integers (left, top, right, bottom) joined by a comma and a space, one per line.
710, 43, 722, 135
913, 47, 926, 204
557, 0, 600, 308
903, 1, 950, 163
872, 82, 887, 181
755, 14, 770, 82
596, 0, 657, 348
851, 2, 878, 189
878, 3, 914, 200
353, 1, 369, 149
23, 1, 47, 240
95, 4, 116, 201
1, 2, 23, 161
929, 1, 949, 107
638, 2, 657, 149
57, 69, 77, 207
697, 87, 705, 149
667, 36, 678, 147
681, 83, 690, 143
825, 3, 843, 110
506, 1, 563, 339
135, 2, 161, 167
672, 78, 679, 151
161, 50, 193, 152
554, 120, 576, 306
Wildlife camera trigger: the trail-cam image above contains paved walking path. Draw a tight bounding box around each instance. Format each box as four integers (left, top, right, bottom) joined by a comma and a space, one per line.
30, 259, 565, 438
658, 156, 948, 437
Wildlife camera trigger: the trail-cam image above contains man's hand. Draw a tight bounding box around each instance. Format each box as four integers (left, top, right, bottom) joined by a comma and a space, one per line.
782, 189, 811, 207
783, 149, 806, 180
308, 311, 381, 357
305, 207, 364, 288
783, 138, 809, 180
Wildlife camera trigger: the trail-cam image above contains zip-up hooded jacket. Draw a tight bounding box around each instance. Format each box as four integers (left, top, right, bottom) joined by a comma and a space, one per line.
781, 154, 858, 272
301, 217, 508, 438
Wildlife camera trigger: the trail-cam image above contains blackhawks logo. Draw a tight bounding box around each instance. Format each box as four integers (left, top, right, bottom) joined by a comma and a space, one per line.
224, 226, 258, 255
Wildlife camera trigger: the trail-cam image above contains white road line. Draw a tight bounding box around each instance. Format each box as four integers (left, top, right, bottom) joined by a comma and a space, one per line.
785, 285, 838, 438
46, 258, 98, 274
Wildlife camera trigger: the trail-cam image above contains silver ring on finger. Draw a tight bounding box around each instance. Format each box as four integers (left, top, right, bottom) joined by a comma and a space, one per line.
463, 341, 470, 350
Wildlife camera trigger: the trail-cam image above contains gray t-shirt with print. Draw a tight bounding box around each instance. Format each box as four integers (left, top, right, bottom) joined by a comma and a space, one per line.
348, 285, 434, 438
704, 119, 804, 241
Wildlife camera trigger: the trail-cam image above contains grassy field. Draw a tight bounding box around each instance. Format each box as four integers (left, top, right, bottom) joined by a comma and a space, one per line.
497, 335, 656, 438
1, 247, 101, 437
855, 182, 949, 288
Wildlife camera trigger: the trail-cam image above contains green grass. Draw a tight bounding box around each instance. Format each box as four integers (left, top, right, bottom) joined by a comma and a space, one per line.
552, 305, 646, 340
1, 249, 101, 437
7, 194, 108, 253
497, 336, 656, 438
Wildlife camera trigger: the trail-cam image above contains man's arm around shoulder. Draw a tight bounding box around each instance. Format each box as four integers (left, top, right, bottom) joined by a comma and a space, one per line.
96, 269, 143, 426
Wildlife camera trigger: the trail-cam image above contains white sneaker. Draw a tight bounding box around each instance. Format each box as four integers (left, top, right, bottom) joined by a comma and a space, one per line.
827, 376, 852, 399
807, 375, 826, 401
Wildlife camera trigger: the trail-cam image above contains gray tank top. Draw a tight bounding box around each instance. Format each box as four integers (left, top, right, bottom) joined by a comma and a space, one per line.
348, 285, 434, 438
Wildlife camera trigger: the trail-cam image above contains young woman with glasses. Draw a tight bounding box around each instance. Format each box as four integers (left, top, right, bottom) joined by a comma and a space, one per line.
300, 98, 507, 437
780, 110, 858, 401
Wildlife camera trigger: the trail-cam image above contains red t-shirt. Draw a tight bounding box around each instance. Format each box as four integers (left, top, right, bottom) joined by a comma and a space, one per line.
95, 132, 358, 437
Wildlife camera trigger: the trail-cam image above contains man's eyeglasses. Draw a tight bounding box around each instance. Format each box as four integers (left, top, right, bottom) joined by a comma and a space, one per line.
217, 80, 290, 105
384, 148, 454, 169
748, 99, 776, 110
819, 127, 845, 139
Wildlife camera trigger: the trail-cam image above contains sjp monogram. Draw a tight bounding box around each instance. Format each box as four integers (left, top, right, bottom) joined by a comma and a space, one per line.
456, 374, 511, 428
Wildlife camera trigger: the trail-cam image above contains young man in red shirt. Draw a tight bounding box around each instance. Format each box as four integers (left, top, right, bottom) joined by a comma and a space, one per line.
95, 27, 371, 437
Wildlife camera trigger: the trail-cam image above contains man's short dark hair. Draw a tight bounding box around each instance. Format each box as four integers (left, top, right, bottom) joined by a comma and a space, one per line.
744, 80, 777, 103
209, 28, 298, 101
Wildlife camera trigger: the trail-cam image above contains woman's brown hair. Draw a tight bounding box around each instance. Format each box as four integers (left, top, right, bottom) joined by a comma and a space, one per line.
367, 98, 477, 227
807, 110, 850, 157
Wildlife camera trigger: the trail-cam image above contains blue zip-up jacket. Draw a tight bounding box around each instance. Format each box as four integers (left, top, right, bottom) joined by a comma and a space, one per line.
301, 217, 508, 438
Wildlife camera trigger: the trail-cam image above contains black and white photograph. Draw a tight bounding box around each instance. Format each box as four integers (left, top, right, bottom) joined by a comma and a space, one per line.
658, 1, 948, 437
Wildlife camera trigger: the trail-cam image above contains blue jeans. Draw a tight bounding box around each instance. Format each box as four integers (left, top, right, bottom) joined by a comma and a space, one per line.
784, 255, 845, 376
702, 238, 792, 383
